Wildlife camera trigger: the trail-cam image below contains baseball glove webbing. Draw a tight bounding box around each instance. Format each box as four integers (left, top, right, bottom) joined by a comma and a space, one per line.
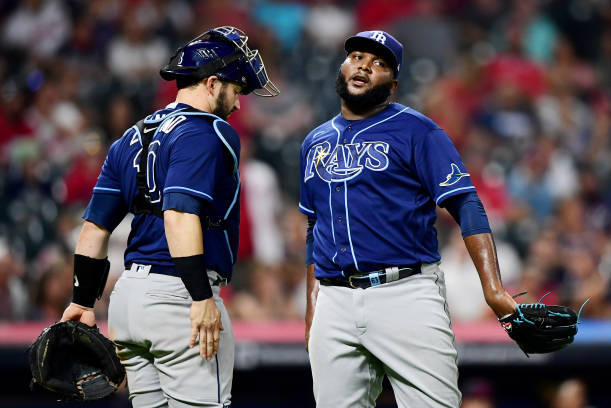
499, 292, 588, 356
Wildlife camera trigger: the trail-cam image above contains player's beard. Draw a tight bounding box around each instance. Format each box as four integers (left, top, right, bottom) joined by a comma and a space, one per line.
212, 84, 234, 120
335, 71, 393, 115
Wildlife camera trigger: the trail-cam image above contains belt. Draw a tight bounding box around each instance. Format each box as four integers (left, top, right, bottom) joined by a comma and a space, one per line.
319, 265, 421, 289
126, 263, 227, 286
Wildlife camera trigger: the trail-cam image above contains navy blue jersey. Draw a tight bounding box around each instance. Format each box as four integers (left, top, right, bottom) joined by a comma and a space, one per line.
299, 103, 475, 279
83, 103, 241, 279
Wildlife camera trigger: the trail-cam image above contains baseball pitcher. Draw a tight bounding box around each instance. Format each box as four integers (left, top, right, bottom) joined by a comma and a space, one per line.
299, 30, 578, 408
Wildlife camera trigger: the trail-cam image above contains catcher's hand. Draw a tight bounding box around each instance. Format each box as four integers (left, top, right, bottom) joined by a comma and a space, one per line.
499, 293, 586, 356
29, 321, 125, 401
61, 302, 96, 327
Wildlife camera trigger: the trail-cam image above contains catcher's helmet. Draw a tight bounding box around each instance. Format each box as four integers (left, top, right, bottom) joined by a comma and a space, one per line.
160, 26, 279, 97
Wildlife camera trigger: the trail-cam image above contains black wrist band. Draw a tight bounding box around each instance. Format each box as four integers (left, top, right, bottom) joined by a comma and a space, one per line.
172, 254, 212, 301
72, 254, 110, 308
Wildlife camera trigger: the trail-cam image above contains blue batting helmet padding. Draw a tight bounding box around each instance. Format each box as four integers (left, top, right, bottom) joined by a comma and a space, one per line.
160, 26, 279, 97
344, 30, 403, 77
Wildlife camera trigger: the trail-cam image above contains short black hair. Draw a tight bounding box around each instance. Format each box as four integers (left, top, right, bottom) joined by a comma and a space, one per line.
176, 75, 205, 90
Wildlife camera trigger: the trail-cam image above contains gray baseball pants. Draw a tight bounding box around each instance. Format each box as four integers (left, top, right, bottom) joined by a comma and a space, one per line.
108, 264, 233, 408
308, 263, 461, 408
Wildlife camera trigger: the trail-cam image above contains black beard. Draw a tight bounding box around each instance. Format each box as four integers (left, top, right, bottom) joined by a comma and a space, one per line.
335, 71, 393, 115
212, 85, 232, 120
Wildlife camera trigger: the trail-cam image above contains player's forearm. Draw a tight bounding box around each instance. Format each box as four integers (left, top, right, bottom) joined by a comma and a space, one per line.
463, 233, 516, 317
75, 221, 111, 259
305, 263, 318, 350
164, 209, 204, 256
306, 264, 319, 312
165, 209, 212, 300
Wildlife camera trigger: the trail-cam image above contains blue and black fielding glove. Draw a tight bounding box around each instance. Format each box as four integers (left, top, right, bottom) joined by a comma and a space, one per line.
499, 293, 585, 356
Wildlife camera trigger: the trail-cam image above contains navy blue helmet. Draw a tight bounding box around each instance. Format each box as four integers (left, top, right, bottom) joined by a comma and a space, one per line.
160, 26, 279, 97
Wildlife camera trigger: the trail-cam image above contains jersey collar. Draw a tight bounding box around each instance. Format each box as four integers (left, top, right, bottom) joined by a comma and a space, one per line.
164, 102, 204, 112
335, 102, 401, 128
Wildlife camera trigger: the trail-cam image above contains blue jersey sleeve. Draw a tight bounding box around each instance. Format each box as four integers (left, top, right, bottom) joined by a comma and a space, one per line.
82, 139, 129, 231
412, 128, 476, 206
299, 139, 316, 216
163, 125, 223, 203
305, 215, 315, 265
443, 192, 491, 237
163, 192, 206, 215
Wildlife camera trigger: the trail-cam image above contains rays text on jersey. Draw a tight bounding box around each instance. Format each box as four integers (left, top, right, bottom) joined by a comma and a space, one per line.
304, 140, 389, 182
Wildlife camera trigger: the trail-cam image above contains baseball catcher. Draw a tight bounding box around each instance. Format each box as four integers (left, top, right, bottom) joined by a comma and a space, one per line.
49, 25, 277, 407
29, 320, 125, 401
499, 293, 587, 356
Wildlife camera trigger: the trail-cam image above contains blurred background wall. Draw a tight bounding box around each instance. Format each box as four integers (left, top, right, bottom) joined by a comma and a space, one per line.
0, 0, 610, 407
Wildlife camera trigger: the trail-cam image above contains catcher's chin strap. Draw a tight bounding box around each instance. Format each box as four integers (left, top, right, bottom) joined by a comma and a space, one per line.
131, 110, 228, 230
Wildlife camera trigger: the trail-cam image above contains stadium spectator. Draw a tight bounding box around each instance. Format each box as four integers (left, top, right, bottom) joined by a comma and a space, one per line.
490, 0, 558, 64
460, 378, 496, 408
0, 239, 28, 321
551, 378, 592, 408
107, 8, 169, 83
2, 0, 71, 59
28, 248, 72, 322
0, 79, 34, 155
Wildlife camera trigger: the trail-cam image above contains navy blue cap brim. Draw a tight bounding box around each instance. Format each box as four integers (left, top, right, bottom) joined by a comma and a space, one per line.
344, 36, 398, 76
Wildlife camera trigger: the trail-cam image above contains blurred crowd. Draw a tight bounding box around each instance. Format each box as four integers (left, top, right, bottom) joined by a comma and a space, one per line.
0, 0, 610, 326
460, 377, 598, 408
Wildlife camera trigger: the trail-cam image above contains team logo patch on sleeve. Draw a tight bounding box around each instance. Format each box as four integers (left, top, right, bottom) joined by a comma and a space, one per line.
439, 163, 470, 186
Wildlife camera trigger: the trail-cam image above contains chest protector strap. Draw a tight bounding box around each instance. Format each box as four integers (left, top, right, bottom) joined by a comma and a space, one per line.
132, 118, 162, 218
131, 109, 231, 230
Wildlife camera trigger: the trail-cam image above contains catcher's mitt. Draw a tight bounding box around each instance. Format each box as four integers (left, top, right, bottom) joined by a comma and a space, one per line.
499, 293, 586, 356
29, 321, 125, 401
